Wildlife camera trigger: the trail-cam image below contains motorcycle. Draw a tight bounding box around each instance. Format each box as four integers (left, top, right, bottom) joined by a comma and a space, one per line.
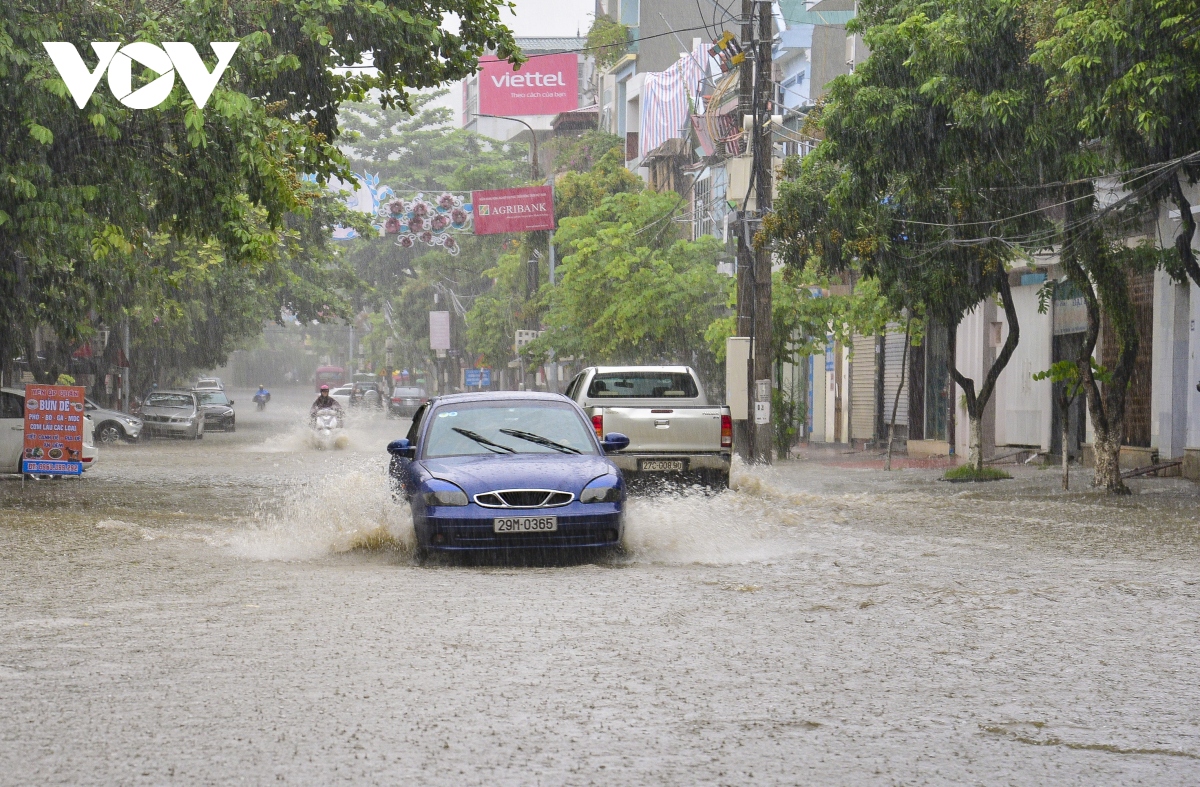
309, 407, 347, 450
253, 389, 271, 411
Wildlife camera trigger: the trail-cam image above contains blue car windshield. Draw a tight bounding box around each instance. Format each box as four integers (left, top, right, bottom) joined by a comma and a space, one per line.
423, 401, 597, 458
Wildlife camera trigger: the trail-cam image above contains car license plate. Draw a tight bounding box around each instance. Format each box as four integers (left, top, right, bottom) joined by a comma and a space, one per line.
493, 516, 558, 533
641, 459, 685, 472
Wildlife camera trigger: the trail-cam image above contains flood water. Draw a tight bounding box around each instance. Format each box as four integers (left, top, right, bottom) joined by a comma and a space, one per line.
2, 387, 1199, 784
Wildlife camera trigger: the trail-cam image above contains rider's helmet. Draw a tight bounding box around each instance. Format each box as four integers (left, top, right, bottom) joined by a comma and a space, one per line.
320, 384, 330, 392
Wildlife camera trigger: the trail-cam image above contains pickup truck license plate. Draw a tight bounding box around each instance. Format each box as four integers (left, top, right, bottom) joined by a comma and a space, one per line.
494, 516, 558, 533
640, 459, 686, 472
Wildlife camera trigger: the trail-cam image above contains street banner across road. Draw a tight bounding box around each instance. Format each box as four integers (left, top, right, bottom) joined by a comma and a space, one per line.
472, 186, 555, 235
22, 384, 85, 475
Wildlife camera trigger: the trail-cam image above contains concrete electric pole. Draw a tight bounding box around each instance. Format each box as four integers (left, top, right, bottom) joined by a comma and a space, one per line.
734, 0, 774, 465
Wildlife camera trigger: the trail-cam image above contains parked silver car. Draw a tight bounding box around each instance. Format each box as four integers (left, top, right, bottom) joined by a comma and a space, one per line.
140, 390, 204, 439
85, 398, 143, 443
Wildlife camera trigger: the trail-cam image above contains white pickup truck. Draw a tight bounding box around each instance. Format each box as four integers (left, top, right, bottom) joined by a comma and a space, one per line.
563, 366, 732, 488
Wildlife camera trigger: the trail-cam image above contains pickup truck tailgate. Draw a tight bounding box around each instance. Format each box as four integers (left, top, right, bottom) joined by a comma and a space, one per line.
598, 407, 724, 453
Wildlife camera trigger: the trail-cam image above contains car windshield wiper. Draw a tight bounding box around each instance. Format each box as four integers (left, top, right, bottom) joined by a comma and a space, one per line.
452, 427, 515, 454
499, 428, 582, 454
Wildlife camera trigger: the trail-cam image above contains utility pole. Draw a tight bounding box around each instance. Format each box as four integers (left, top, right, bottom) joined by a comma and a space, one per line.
734, 0, 756, 463
734, 0, 774, 465
751, 0, 774, 465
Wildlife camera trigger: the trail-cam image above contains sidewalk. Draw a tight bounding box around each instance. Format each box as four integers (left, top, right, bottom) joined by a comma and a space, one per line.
785, 442, 959, 471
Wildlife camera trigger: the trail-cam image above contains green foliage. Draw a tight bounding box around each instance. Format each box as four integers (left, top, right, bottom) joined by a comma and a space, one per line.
551, 130, 625, 174
587, 15, 631, 70
706, 265, 903, 366
944, 464, 1012, 481
0, 0, 517, 385
535, 190, 729, 374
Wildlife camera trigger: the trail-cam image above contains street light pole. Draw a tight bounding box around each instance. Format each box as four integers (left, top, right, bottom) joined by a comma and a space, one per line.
474, 113, 539, 179
475, 112, 548, 391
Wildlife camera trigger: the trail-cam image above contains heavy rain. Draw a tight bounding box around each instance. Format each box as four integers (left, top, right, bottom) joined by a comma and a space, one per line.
4, 0, 1200, 783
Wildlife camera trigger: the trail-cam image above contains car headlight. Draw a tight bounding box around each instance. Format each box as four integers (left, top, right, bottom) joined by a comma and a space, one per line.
421, 481, 468, 507
581, 474, 622, 504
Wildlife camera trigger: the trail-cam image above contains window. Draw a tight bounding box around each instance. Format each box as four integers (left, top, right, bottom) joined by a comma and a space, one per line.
620, 0, 639, 27
694, 175, 712, 239
587, 372, 699, 398
0, 391, 24, 419
422, 401, 596, 458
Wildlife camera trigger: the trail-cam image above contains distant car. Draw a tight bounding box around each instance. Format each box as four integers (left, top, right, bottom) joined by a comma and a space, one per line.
0, 388, 97, 474
351, 381, 383, 409
140, 390, 204, 439
194, 377, 224, 391
329, 385, 353, 409
388, 386, 428, 418
85, 398, 143, 443
193, 389, 236, 431
387, 391, 630, 559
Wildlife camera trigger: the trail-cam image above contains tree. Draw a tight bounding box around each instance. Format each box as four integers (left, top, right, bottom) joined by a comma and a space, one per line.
0, 0, 518, 386
1034, 0, 1200, 290
767, 0, 1050, 473
530, 190, 729, 385
464, 143, 642, 374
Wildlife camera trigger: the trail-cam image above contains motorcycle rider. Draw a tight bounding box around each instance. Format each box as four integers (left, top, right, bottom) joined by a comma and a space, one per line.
253, 385, 271, 408
310, 384, 343, 423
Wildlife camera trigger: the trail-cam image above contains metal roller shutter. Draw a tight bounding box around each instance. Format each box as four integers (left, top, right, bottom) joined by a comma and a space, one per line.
882, 328, 909, 427
850, 334, 877, 440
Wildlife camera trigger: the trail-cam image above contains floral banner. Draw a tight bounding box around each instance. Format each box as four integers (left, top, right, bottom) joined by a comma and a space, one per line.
381, 193, 472, 256
323, 172, 473, 256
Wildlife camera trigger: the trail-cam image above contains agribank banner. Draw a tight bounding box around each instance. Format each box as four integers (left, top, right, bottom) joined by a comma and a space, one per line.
478, 54, 578, 116
472, 186, 555, 234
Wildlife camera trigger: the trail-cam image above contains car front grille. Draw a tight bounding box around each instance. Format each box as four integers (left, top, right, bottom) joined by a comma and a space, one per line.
473, 489, 574, 509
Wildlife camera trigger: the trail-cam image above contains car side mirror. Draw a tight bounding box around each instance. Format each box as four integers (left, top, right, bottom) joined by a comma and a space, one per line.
229, 400, 234, 406
601, 432, 630, 453
387, 438, 416, 460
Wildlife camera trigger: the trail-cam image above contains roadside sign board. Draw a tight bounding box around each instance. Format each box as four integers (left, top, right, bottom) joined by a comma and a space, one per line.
477, 54, 579, 117
464, 368, 492, 387
472, 186, 555, 234
22, 385, 85, 475
429, 310, 451, 350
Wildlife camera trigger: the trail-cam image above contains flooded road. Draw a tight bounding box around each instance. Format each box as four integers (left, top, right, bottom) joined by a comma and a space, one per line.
2, 387, 1199, 784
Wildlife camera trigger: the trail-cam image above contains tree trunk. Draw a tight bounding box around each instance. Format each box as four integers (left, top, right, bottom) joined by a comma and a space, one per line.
1060, 397, 1070, 491
885, 319, 912, 472
969, 414, 984, 472
1060, 181, 1137, 494
1092, 424, 1127, 494
948, 268, 1021, 474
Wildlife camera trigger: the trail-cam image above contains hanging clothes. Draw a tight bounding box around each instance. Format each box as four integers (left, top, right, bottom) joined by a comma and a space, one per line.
639, 48, 707, 159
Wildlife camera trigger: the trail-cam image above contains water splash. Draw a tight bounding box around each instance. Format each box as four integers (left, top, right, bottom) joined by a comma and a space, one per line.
227, 459, 414, 561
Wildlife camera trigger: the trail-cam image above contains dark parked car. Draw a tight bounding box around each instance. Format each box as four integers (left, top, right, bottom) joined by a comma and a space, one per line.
193, 389, 236, 431
387, 391, 630, 560
388, 386, 428, 418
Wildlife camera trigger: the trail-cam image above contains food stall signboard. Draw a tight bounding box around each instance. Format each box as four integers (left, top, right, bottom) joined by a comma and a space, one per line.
22, 385, 85, 475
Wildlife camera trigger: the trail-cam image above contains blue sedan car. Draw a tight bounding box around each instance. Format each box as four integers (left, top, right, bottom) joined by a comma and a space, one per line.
387, 391, 631, 559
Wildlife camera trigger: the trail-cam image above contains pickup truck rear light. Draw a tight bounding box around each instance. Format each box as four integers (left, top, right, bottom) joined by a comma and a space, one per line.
721, 414, 733, 448
592, 413, 603, 439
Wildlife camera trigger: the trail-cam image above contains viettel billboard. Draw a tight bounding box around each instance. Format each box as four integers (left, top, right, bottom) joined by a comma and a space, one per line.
478, 54, 578, 116
472, 186, 555, 235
